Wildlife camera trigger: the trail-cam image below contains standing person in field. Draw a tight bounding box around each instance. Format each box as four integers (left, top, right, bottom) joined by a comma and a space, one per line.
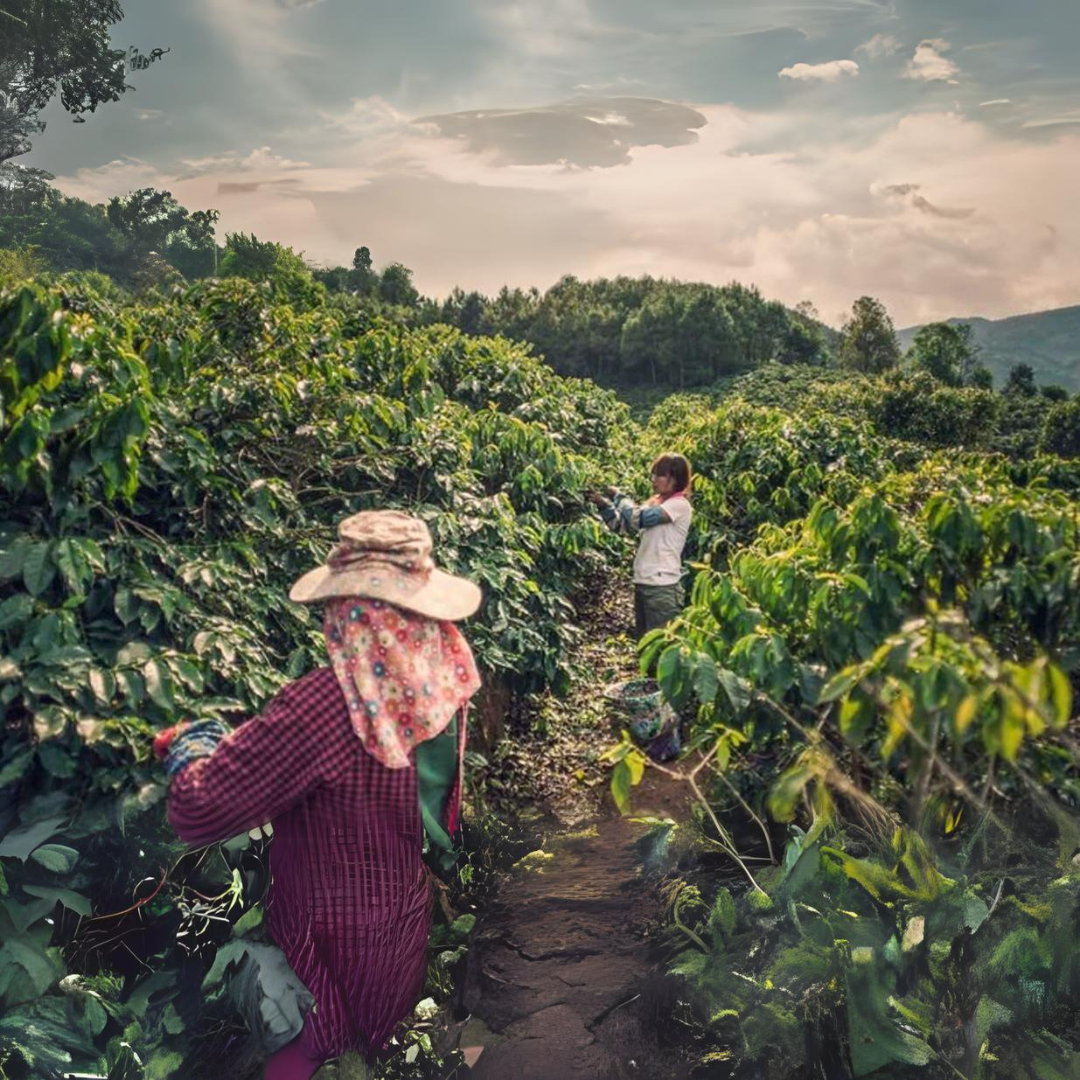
152, 511, 483, 1080
589, 452, 693, 640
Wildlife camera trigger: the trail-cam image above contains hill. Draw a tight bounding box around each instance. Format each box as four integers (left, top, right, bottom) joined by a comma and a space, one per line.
898, 304, 1080, 391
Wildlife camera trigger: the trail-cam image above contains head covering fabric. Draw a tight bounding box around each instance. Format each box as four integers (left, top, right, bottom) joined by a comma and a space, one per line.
290, 510, 482, 621
323, 596, 481, 769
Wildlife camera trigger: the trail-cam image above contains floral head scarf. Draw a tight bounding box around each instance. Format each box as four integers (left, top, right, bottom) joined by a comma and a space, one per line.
324, 596, 482, 769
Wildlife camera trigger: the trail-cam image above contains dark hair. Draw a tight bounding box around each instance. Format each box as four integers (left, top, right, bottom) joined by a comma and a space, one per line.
650, 452, 691, 492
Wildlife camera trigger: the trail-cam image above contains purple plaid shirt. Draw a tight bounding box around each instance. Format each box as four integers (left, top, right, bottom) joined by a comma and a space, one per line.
167, 666, 465, 1058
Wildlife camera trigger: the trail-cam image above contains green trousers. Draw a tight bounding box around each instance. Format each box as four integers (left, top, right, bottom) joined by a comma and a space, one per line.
634, 582, 684, 641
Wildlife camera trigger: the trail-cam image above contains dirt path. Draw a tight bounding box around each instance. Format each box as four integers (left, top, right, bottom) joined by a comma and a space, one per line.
445, 573, 694, 1079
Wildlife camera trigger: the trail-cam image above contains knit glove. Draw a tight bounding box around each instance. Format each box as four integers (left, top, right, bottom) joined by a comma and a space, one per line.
158, 719, 233, 780
153, 722, 190, 761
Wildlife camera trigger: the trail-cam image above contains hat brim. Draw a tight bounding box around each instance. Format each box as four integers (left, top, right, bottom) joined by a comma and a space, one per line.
288, 565, 482, 621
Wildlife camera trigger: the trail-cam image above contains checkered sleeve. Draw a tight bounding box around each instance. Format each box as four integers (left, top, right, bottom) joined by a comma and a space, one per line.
167, 670, 355, 847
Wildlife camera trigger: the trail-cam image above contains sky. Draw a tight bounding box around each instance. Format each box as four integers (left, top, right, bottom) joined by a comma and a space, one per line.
22, 0, 1080, 327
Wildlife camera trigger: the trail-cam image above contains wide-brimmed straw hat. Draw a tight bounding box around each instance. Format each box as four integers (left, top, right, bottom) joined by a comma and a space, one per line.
289, 510, 482, 621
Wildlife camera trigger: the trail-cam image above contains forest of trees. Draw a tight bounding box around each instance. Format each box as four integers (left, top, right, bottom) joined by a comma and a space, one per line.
1, 163, 1075, 407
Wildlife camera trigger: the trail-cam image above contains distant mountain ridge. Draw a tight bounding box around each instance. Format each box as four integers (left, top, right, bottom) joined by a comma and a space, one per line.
898, 304, 1080, 392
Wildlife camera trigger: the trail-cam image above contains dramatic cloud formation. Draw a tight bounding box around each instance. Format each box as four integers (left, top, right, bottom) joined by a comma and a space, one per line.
416, 97, 707, 167
904, 39, 960, 83
856, 33, 902, 59
30, 0, 1080, 326
779, 60, 860, 82
52, 102, 1080, 327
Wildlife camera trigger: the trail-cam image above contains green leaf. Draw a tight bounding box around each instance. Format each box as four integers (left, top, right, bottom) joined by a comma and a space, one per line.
611, 751, 645, 816
819, 667, 859, 704
22, 542, 56, 597
162, 1002, 184, 1035
448, 913, 476, 945
656, 646, 684, 704
717, 667, 752, 714
691, 654, 719, 705
0, 994, 99, 1070
71, 991, 108, 1037
0, 815, 66, 861
143, 1050, 184, 1080
0, 936, 61, 998
768, 761, 815, 823
89, 667, 116, 705
202, 941, 314, 1050
845, 947, 932, 1076
22, 884, 92, 917
29, 843, 79, 873
611, 759, 632, 815
142, 659, 175, 710
838, 693, 874, 743
115, 586, 140, 626
0, 593, 33, 630
1046, 663, 1072, 728
172, 658, 205, 693
38, 744, 77, 779
107, 1041, 145, 1080
54, 538, 92, 595
232, 905, 264, 938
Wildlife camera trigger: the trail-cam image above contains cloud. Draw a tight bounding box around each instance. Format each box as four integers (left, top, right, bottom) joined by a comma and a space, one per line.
904, 39, 960, 83
910, 194, 974, 219
873, 180, 975, 219
217, 178, 302, 195
979, 99, 1011, 107
877, 182, 919, 196
49, 157, 172, 203
855, 33, 902, 59
778, 60, 859, 82
178, 146, 312, 175
49, 103, 1080, 328
1023, 117, 1080, 130
416, 97, 706, 167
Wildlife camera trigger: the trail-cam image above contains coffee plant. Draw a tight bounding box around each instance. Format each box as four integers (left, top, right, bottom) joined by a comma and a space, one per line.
619, 398, 1080, 1077
0, 276, 630, 1078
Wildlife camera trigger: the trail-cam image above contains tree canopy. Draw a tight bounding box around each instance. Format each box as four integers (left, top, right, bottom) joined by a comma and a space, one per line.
907, 321, 989, 387
838, 296, 901, 375
0, 0, 131, 162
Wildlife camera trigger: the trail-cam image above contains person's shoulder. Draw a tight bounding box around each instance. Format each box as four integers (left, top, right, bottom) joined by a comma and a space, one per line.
270, 667, 347, 722
667, 495, 692, 519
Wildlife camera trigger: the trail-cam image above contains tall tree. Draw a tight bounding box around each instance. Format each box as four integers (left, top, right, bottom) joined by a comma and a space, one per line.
350, 245, 376, 292
908, 322, 982, 387
838, 296, 901, 374
379, 262, 419, 307
220, 231, 321, 306
1004, 362, 1037, 397
0, 0, 131, 163
105, 188, 220, 277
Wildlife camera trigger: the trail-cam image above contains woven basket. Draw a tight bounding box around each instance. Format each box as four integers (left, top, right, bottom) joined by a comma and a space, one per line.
604, 678, 677, 745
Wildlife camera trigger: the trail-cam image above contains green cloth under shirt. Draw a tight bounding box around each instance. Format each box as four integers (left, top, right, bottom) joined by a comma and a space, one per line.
415, 713, 459, 874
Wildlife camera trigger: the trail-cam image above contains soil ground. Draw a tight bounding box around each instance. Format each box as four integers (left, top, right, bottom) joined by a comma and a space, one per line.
438, 571, 697, 1079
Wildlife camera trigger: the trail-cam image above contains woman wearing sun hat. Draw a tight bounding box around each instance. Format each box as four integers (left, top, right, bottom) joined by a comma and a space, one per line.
153, 511, 483, 1080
